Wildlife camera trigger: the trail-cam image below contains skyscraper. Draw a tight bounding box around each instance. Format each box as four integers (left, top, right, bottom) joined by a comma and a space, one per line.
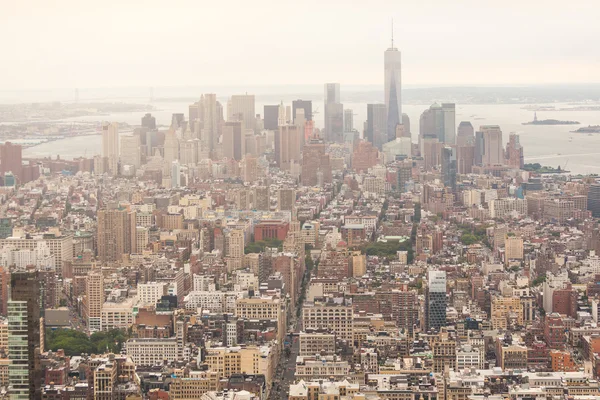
8, 271, 41, 400
292, 100, 312, 122
275, 125, 301, 171
324, 83, 343, 143
163, 128, 179, 165
441, 146, 457, 191
202, 94, 218, 153
587, 184, 600, 217
171, 161, 181, 188
506, 133, 524, 169
228, 94, 256, 132
366, 104, 387, 149
101, 122, 119, 176
457, 121, 475, 146
141, 113, 157, 130
120, 135, 141, 169
263, 105, 280, 130
222, 121, 245, 161
474, 130, 484, 166
481, 125, 503, 166
425, 270, 447, 332
384, 35, 402, 142
419, 103, 455, 144
97, 208, 137, 263
344, 109, 354, 132
301, 136, 332, 187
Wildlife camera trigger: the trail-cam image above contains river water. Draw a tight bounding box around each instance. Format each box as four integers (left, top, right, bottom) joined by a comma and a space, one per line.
22, 100, 600, 175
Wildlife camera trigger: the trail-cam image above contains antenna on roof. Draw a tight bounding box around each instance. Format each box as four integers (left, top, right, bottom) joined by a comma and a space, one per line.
391, 18, 394, 48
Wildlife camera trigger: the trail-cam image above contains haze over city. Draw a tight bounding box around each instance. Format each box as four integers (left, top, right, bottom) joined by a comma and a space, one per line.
2, 0, 600, 90
2, 2, 600, 400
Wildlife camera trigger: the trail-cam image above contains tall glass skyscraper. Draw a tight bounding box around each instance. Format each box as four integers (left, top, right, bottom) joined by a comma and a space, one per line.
384, 41, 402, 143
425, 270, 447, 332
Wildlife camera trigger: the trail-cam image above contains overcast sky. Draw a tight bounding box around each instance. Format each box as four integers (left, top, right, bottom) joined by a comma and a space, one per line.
2, 0, 599, 90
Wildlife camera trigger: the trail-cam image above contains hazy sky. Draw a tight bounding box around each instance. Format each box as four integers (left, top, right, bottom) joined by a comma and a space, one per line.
2, 0, 599, 90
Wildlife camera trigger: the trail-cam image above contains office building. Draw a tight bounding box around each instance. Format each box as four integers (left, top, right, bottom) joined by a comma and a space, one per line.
366, 104, 387, 149
0, 142, 22, 181
101, 122, 119, 176
401, 113, 411, 138
587, 185, 600, 217
292, 100, 312, 122
456, 145, 475, 174
275, 125, 301, 171
228, 94, 256, 132
8, 271, 41, 400
120, 135, 141, 169
324, 103, 344, 143
506, 133, 524, 169
481, 125, 503, 166
170, 161, 180, 188
303, 302, 354, 344
344, 109, 354, 132
324, 83, 343, 143
425, 270, 447, 331
419, 103, 455, 145
223, 121, 245, 161
163, 128, 179, 165
202, 93, 218, 153
141, 113, 156, 129
384, 38, 402, 142
441, 146, 457, 191
301, 137, 332, 186
457, 121, 475, 146
264, 105, 280, 130
97, 208, 137, 263
474, 130, 484, 166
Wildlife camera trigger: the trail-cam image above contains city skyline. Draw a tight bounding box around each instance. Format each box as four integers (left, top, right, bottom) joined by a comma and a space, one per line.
2, 1, 600, 90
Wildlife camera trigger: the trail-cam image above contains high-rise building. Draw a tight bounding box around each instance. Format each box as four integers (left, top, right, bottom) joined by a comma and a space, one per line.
441, 103, 456, 144
398, 291, 419, 335
425, 270, 447, 332
141, 113, 156, 130
8, 271, 41, 400
171, 161, 181, 188
366, 104, 387, 149
202, 94, 218, 153
401, 113, 411, 138
120, 135, 141, 169
97, 208, 137, 263
456, 145, 475, 174
344, 109, 354, 132
441, 146, 457, 191
85, 270, 103, 331
0, 142, 23, 181
396, 160, 412, 193
324, 83, 343, 143
419, 103, 455, 144
275, 125, 302, 171
292, 100, 312, 122
457, 121, 475, 146
384, 38, 402, 142
163, 128, 179, 165
587, 185, 600, 217
101, 123, 119, 176
171, 113, 185, 129
278, 188, 296, 211
474, 130, 484, 166
222, 121, 245, 161
228, 94, 255, 132
264, 105, 280, 130
254, 186, 270, 211
301, 137, 332, 187
506, 133, 524, 169
481, 125, 503, 166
